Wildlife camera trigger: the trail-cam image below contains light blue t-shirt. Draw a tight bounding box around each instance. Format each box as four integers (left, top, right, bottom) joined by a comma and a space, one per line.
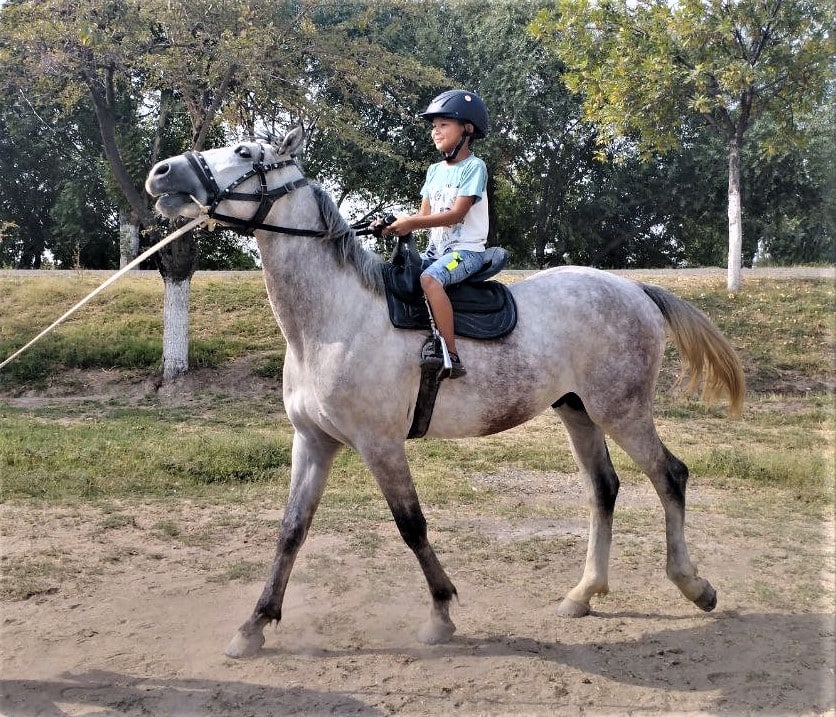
420, 154, 489, 257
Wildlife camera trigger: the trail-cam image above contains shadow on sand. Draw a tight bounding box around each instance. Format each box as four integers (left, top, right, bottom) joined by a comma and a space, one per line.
2, 611, 833, 715
0, 670, 382, 717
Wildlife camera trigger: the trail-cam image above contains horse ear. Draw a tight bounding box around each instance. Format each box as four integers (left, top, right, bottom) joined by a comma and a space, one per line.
275, 126, 305, 156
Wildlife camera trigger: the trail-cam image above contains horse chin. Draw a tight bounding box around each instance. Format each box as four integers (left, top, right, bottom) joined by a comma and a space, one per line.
155, 194, 201, 220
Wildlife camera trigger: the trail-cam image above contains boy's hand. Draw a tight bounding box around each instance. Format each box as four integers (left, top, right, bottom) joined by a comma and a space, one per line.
384, 216, 413, 237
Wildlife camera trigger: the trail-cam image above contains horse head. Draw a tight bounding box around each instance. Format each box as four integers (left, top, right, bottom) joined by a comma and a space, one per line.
145, 127, 306, 231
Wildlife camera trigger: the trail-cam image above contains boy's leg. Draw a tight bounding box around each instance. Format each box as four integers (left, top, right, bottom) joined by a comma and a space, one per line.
420, 250, 483, 377
420, 274, 458, 357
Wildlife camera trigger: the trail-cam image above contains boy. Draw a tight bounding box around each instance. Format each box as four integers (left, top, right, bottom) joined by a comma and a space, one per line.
384, 89, 490, 378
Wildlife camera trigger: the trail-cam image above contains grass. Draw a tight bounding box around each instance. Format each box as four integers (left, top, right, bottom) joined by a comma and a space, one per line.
0, 547, 76, 600
0, 271, 833, 510
208, 560, 265, 583
0, 273, 282, 384
692, 279, 834, 388
0, 403, 294, 500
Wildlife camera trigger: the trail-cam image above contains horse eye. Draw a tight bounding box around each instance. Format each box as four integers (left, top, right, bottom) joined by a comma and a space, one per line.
235, 145, 252, 159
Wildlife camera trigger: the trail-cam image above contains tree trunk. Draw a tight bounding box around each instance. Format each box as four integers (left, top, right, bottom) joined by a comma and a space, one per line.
727, 136, 743, 292
157, 226, 198, 381
161, 276, 190, 381
83, 68, 154, 226
118, 210, 140, 268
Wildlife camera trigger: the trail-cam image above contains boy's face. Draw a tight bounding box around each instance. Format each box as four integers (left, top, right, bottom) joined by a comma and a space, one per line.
431, 117, 470, 155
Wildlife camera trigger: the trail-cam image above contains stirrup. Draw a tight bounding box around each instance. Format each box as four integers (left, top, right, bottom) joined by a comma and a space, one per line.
419, 336, 466, 379
420, 336, 444, 369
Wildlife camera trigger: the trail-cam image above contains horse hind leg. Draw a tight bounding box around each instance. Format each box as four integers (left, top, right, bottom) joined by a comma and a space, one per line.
225, 427, 341, 658
360, 442, 458, 644
553, 394, 620, 617
609, 414, 717, 613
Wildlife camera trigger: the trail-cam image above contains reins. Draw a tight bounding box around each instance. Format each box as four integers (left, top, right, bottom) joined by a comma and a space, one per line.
187, 142, 388, 240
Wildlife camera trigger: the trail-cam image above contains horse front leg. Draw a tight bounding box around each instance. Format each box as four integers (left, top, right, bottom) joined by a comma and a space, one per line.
225, 426, 341, 658
361, 443, 458, 644
553, 396, 620, 617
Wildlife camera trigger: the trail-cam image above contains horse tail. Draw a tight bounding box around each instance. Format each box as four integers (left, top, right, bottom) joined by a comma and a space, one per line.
641, 283, 745, 417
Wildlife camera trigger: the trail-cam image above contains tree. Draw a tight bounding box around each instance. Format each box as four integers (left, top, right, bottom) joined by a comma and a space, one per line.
444, 1, 596, 265
0, 0, 443, 380
0, 98, 61, 268
743, 96, 835, 264
142, 0, 446, 376
420, 1, 680, 268
280, 1, 447, 224
314, 0, 705, 269
301, 0, 598, 264
532, 0, 833, 289
1, 0, 196, 376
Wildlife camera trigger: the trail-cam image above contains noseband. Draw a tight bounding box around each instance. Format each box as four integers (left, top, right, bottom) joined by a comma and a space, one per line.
184, 144, 326, 237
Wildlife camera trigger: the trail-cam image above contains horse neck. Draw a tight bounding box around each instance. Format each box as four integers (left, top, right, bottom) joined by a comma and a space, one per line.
254, 189, 380, 349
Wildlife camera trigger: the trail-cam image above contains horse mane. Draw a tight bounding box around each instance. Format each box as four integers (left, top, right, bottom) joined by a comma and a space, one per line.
309, 183, 386, 295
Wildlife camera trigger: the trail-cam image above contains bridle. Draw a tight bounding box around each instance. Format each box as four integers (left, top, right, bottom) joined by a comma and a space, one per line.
184, 142, 327, 237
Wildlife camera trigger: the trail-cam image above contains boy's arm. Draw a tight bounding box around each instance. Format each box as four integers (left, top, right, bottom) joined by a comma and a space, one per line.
386, 195, 475, 237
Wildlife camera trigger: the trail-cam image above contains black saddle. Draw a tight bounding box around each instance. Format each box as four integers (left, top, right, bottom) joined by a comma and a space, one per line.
381, 234, 517, 340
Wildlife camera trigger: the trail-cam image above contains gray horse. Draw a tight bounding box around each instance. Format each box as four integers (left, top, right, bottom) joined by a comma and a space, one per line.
146, 127, 744, 658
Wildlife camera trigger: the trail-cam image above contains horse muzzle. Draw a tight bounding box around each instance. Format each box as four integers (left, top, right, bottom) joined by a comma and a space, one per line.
145, 157, 210, 217
153, 192, 203, 220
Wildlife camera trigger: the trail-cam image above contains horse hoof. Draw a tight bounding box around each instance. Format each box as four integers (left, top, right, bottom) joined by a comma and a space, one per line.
556, 597, 590, 618
694, 585, 717, 612
418, 618, 456, 644
224, 630, 265, 658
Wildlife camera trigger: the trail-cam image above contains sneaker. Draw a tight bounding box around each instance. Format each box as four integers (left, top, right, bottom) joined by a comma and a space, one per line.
448, 353, 467, 379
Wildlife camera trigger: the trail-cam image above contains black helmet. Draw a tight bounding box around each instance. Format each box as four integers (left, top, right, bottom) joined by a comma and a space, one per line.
419, 90, 489, 139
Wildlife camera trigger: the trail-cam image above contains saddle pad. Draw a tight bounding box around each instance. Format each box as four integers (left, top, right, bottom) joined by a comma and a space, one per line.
383, 272, 517, 340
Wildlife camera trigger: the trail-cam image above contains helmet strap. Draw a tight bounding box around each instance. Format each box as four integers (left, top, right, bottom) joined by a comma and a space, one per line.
442, 128, 472, 162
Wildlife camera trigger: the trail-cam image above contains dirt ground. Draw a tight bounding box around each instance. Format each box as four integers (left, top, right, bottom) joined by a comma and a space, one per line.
1, 459, 834, 716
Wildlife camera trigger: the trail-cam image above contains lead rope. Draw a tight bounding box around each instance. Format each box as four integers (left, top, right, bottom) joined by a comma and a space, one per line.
0, 216, 206, 371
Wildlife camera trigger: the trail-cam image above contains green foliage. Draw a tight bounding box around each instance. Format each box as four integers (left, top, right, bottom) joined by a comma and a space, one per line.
300, 2, 449, 213
0, 0, 451, 269
744, 101, 835, 264
49, 178, 119, 269
533, 0, 832, 153
195, 230, 259, 271
0, 0, 831, 271
531, 0, 834, 276
0, 98, 115, 268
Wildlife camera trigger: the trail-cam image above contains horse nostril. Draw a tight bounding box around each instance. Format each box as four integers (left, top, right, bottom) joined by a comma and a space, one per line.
154, 162, 170, 177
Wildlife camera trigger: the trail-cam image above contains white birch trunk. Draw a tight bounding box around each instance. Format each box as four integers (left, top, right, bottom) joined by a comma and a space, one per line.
162, 277, 190, 380
727, 138, 743, 292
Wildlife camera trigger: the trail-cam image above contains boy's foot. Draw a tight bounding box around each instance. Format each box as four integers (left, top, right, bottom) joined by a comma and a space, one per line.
448, 353, 467, 379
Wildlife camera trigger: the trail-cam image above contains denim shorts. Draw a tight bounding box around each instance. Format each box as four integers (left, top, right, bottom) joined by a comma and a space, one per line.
421, 250, 485, 287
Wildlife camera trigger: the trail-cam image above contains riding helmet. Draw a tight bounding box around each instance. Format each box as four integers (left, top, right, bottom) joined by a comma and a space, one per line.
419, 90, 489, 139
